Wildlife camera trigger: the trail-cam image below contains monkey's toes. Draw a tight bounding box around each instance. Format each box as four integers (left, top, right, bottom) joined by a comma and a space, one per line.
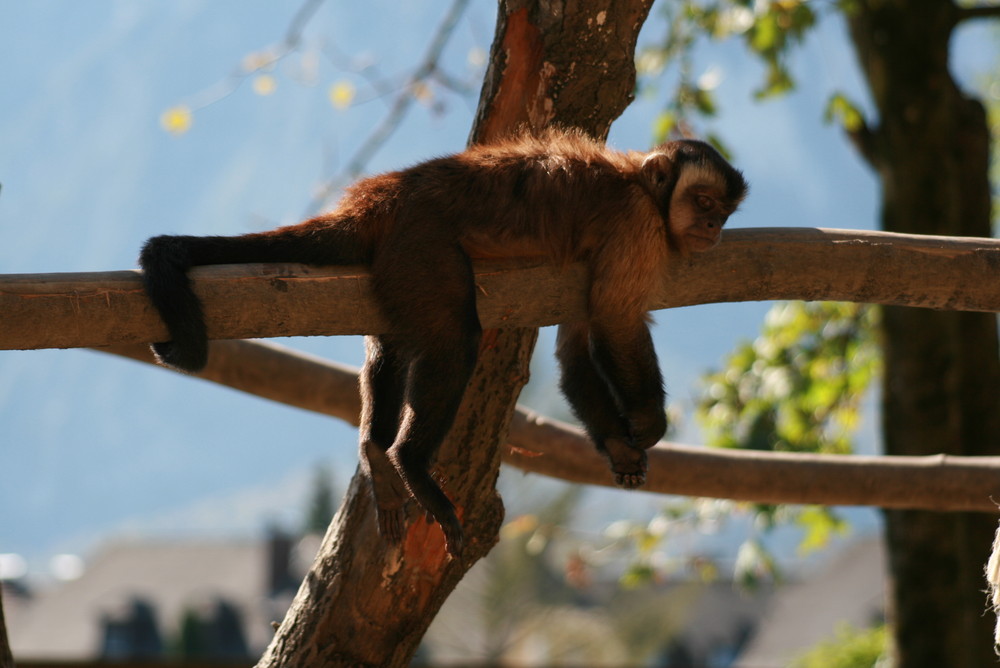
440, 520, 464, 560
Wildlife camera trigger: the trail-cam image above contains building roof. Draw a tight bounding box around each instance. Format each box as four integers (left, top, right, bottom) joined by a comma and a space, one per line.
735, 536, 885, 667
7, 538, 298, 659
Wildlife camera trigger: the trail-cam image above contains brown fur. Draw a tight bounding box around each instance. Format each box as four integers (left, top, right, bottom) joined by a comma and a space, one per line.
138, 128, 748, 557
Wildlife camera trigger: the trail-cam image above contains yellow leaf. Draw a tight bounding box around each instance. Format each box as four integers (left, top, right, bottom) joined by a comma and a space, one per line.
500, 514, 538, 539
411, 80, 433, 105
252, 74, 277, 96
328, 81, 356, 110
242, 50, 275, 72
159, 106, 192, 136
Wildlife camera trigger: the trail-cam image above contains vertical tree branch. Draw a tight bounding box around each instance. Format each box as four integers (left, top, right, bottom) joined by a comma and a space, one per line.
255, 2, 653, 666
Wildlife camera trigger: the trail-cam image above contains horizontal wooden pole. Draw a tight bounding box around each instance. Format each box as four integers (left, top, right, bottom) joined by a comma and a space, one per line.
3, 228, 999, 351
100, 340, 1000, 513
508, 411, 1000, 514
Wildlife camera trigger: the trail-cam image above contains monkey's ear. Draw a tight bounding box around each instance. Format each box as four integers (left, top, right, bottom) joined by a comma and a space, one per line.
640, 152, 674, 190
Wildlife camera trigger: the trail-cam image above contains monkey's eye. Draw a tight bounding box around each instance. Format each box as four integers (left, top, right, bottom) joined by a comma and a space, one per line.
695, 195, 715, 211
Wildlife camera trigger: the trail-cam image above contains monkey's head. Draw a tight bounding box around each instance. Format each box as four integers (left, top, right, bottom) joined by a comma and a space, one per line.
640, 140, 748, 255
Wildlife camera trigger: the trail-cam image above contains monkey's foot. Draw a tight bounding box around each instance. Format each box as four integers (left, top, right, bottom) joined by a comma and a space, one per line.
415, 503, 464, 559
603, 437, 648, 489
440, 516, 465, 560
362, 440, 414, 547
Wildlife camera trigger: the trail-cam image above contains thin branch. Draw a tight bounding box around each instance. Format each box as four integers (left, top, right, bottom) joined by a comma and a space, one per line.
507, 410, 1000, 513
97, 340, 1000, 513
175, 0, 329, 113
284, 0, 327, 48
304, 0, 472, 215
3, 228, 998, 351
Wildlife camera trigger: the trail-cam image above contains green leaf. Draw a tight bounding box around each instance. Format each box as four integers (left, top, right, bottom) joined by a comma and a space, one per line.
797, 506, 848, 555
693, 87, 718, 116
750, 13, 780, 53
619, 563, 657, 589
825, 92, 865, 132
793, 623, 887, 668
652, 111, 676, 144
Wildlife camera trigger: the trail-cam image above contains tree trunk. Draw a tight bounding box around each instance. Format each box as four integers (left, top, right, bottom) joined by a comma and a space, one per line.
0, 587, 14, 668
847, 2, 1000, 665
255, 2, 653, 666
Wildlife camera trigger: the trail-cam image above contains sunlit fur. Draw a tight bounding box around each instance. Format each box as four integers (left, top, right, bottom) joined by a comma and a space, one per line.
139, 128, 748, 557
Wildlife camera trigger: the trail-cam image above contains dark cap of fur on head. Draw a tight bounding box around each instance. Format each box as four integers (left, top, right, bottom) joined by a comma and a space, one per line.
668, 140, 749, 206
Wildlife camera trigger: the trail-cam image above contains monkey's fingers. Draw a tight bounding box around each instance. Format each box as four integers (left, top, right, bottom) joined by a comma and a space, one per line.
602, 437, 648, 489
628, 410, 668, 451
614, 471, 646, 489
376, 507, 406, 546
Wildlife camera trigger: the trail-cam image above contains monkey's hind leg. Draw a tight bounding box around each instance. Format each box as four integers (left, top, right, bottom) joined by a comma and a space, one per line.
373, 240, 482, 558
388, 340, 479, 558
358, 336, 411, 546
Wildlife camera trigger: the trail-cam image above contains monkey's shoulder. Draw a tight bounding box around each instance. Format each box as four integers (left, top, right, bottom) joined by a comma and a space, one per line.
465, 130, 637, 173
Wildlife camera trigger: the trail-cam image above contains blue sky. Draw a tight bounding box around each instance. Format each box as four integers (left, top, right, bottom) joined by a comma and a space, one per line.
1, 2, 995, 574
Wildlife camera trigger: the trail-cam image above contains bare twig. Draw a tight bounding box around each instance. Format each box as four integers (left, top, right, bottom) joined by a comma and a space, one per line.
304, 0, 472, 215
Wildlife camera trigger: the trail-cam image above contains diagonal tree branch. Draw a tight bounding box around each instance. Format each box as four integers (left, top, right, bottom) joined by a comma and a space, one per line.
3, 227, 999, 352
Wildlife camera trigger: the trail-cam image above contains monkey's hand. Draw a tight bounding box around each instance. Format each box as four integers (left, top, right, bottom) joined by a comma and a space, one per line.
376, 504, 406, 546
628, 408, 668, 451
602, 436, 648, 489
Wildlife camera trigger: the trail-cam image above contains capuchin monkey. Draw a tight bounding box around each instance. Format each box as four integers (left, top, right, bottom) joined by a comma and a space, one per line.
139, 127, 748, 558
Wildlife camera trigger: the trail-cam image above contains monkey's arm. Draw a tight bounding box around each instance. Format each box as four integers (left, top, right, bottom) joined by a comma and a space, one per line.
586, 319, 667, 450
555, 320, 664, 489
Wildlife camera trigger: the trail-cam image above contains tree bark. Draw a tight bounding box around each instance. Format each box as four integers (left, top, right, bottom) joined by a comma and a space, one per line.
255, 2, 653, 666
0, 586, 14, 668
847, 2, 1000, 665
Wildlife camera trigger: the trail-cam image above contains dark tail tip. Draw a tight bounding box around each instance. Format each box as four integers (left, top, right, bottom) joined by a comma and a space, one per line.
150, 340, 208, 373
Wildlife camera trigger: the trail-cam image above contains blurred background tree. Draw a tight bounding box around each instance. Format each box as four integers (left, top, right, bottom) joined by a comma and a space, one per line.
641, 1, 1000, 665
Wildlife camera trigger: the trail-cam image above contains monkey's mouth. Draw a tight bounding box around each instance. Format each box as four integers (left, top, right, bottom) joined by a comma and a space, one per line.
685, 233, 720, 251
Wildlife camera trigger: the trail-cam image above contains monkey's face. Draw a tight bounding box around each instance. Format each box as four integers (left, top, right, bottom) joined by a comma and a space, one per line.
668, 166, 742, 255
644, 140, 748, 256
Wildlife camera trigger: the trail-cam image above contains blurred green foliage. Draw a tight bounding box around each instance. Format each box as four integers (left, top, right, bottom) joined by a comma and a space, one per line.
792, 623, 887, 668
696, 301, 880, 560
634, 1, 890, 586
698, 302, 880, 456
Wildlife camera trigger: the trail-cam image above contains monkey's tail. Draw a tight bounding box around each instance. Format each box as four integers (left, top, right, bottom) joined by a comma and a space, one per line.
139, 222, 366, 372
